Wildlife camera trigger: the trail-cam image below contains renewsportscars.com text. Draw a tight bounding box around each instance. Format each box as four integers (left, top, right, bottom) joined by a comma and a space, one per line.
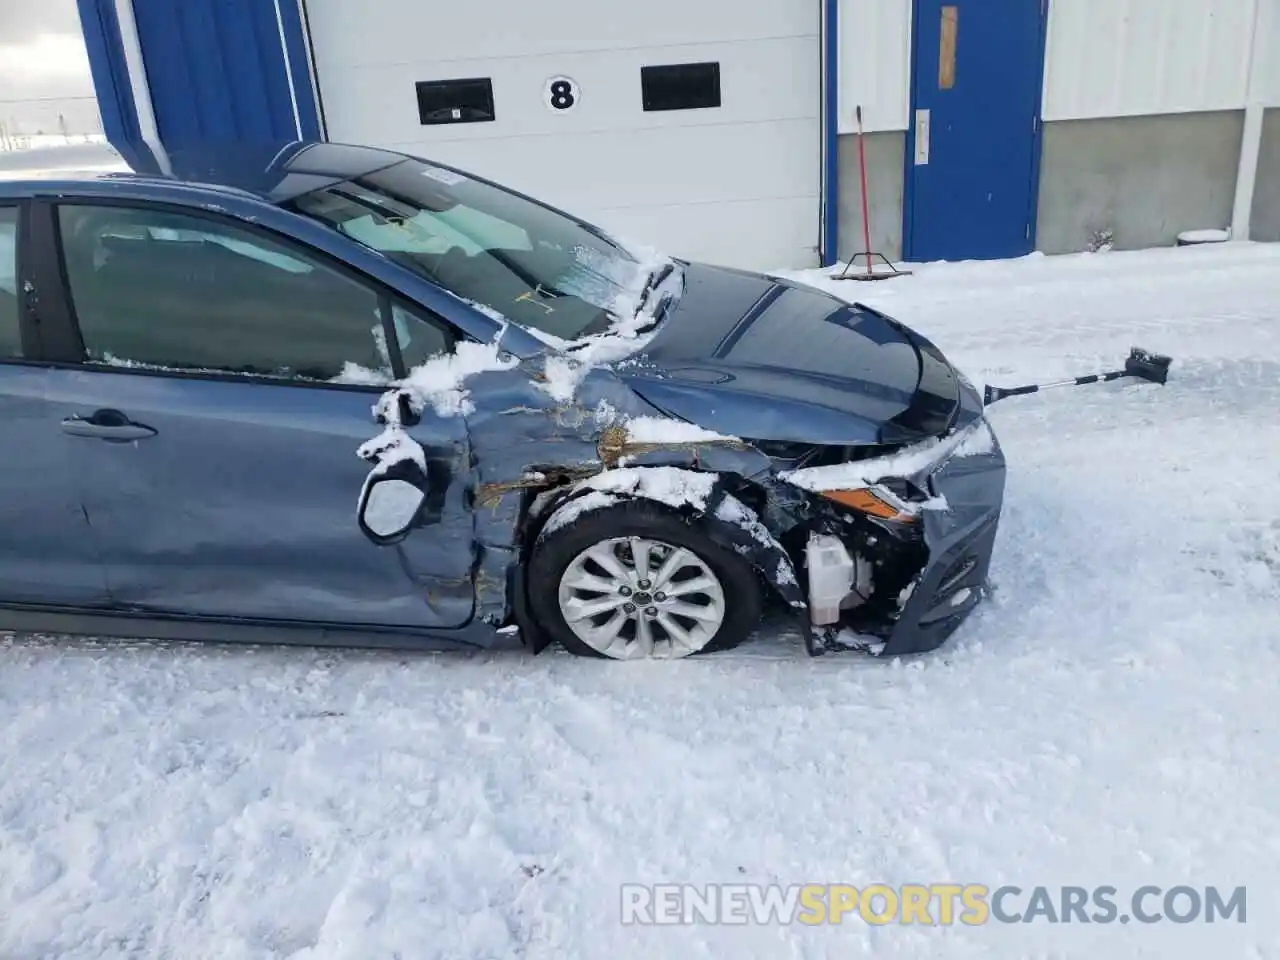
620, 883, 1247, 926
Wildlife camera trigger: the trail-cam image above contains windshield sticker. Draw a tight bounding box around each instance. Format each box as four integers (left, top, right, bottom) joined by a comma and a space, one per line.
421, 166, 468, 187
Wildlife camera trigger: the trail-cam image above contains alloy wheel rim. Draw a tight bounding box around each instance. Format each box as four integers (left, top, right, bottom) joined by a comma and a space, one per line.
556, 536, 727, 659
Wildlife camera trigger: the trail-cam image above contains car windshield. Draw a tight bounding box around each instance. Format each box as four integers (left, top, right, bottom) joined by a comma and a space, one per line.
289, 158, 661, 342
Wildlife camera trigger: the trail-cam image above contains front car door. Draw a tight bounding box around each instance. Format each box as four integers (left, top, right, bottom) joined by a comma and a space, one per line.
0, 201, 111, 608
31, 197, 476, 630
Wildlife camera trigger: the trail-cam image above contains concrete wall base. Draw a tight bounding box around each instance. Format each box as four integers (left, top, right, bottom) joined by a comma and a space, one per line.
835, 131, 905, 265
834, 112, 1277, 264
1035, 111, 1244, 254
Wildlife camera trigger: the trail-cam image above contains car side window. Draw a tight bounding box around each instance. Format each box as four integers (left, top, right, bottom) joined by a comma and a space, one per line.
0, 207, 20, 359
390, 301, 451, 370
56, 203, 404, 383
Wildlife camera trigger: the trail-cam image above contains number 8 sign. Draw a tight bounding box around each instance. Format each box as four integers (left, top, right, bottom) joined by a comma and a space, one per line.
544, 76, 580, 113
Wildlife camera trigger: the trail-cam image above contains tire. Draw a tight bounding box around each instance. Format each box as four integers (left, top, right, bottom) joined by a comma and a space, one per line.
528, 498, 763, 660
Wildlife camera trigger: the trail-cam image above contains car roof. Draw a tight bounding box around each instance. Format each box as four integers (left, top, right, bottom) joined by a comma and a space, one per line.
0, 139, 411, 204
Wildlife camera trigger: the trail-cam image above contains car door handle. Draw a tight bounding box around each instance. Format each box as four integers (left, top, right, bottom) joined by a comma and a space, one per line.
60, 410, 158, 442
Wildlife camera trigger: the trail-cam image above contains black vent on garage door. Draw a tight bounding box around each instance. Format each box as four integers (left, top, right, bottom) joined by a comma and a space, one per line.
640, 62, 721, 112
415, 77, 495, 124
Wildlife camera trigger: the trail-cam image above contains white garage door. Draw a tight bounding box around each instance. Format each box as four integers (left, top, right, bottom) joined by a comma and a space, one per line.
302, 1, 822, 271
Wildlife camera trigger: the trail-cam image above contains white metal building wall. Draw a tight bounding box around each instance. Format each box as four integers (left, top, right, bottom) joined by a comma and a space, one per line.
303, 0, 822, 270
1255, 0, 1280, 105
1043, 0, 1261, 120
837, 0, 912, 133
834, 0, 1280, 132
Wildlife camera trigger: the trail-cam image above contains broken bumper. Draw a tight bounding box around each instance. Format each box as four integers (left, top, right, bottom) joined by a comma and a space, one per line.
803, 417, 1008, 657
879, 421, 1007, 656
881, 513, 1001, 656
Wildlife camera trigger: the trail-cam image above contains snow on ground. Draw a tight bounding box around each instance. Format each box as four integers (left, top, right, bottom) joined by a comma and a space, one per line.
0, 134, 109, 154
3, 243, 1280, 959
0, 136, 127, 179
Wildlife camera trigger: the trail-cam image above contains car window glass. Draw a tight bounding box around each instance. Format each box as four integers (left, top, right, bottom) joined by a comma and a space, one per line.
57, 204, 397, 383
109, 222, 316, 274
339, 205, 532, 259
289, 159, 656, 342
0, 207, 19, 358
390, 301, 450, 370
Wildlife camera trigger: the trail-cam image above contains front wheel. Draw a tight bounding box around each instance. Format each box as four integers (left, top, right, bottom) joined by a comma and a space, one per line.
527, 500, 762, 660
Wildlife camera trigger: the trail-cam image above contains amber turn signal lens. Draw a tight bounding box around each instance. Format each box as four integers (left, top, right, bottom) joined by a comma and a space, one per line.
819, 487, 918, 523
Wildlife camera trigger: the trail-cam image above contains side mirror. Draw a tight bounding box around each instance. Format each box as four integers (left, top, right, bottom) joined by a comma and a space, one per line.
357, 460, 429, 545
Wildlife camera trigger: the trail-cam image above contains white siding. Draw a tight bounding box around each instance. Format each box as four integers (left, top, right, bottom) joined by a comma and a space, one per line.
1255, 0, 1280, 106
835, 0, 1280, 129
306, 0, 821, 269
836, 0, 912, 133
1042, 0, 1258, 121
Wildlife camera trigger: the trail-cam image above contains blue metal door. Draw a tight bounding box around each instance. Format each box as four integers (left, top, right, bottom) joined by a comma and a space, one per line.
904, 0, 1048, 262
51, 370, 476, 630
0, 206, 110, 608
0, 367, 112, 608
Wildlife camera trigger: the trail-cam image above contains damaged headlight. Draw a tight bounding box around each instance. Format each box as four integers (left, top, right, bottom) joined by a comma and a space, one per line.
814, 483, 931, 524
747, 444, 935, 522
777, 420, 996, 524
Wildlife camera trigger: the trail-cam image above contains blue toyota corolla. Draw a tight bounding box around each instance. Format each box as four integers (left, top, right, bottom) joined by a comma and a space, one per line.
0, 140, 1005, 660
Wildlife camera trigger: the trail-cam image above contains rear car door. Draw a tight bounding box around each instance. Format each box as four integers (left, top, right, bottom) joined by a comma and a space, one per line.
32, 198, 476, 629
0, 201, 110, 608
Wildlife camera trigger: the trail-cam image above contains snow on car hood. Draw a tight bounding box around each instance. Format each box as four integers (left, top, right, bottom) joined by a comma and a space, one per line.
780, 416, 998, 493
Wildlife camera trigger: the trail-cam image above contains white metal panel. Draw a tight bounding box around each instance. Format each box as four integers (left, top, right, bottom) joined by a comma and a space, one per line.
304, 0, 820, 269
1043, 0, 1258, 121
308, 1, 815, 67
1254, 0, 1280, 106
837, 0, 912, 132
323, 39, 814, 150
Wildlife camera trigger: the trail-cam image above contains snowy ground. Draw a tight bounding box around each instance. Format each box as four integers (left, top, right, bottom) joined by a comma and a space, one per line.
0, 133, 107, 153
3, 242, 1279, 959
0, 136, 126, 178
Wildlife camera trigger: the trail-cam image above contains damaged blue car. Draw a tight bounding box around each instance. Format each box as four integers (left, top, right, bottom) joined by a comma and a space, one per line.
0, 140, 1006, 659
